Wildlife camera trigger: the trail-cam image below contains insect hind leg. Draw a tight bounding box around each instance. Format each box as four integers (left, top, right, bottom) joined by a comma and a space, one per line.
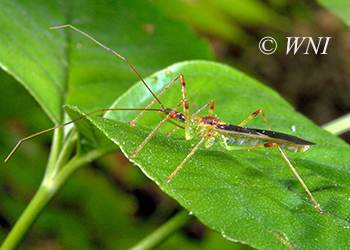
221, 141, 326, 214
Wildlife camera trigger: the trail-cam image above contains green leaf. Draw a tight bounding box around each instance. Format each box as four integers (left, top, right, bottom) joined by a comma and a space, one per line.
64, 106, 118, 156
1, 1, 214, 248
0, 0, 212, 125
79, 60, 350, 249
0, 1, 67, 124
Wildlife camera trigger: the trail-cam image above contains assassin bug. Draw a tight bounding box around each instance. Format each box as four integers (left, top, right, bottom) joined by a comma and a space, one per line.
5, 25, 326, 214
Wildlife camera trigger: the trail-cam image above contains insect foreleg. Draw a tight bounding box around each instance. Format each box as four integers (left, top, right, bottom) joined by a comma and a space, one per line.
165, 136, 206, 185
191, 101, 216, 117
131, 99, 185, 157
238, 109, 273, 130
130, 74, 186, 126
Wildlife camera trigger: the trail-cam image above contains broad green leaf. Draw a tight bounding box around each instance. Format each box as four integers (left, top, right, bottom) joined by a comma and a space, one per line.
0, 0, 212, 125
75, 60, 350, 249
318, 0, 350, 27
0, 1, 67, 124
1, 1, 213, 248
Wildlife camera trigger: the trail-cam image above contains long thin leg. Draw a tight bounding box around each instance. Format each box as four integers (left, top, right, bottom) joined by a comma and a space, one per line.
165, 125, 182, 136
238, 109, 273, 130
130, 74, 186, 125
221, 142, 325, 213
192, 100, 215, 117
131, 99, 185, 157
130, 72, 190, 140
165, 136, 207, 185
166, 103, 216, 184
5, 108, 160, 162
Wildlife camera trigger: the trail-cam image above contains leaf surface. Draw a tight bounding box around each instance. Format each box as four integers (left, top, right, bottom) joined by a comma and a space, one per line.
0, 0, 212, 125
74, 60, 350, 250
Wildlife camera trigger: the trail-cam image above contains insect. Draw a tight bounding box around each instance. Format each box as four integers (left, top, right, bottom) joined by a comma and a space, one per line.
5, 25, 326, 214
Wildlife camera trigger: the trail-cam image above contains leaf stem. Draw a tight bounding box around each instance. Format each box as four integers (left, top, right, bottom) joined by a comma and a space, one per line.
44, 127, 63, 178
129, 209, 193, 250
55, 132, 77, 170
1, 146, 107, 249
322, 113, 350, 135
51, 149, 107, 191
0, 184, 54, 250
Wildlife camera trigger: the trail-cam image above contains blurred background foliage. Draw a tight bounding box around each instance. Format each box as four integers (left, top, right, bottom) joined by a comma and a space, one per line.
1, 0, 349, 249
154, 0, 350, 134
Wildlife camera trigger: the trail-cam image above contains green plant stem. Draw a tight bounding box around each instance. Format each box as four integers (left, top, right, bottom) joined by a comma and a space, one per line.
322, 113, 350, 135
44, 128, 63, 178
1, 128, 67, 249
55, 132, 77, 170
52, 149, 107, 192
0, 185, 54, 250
0, 146, 106, 249
129, 209, 193, 250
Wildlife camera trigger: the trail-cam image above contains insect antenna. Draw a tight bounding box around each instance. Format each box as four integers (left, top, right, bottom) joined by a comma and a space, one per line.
50, 25, 165, 110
